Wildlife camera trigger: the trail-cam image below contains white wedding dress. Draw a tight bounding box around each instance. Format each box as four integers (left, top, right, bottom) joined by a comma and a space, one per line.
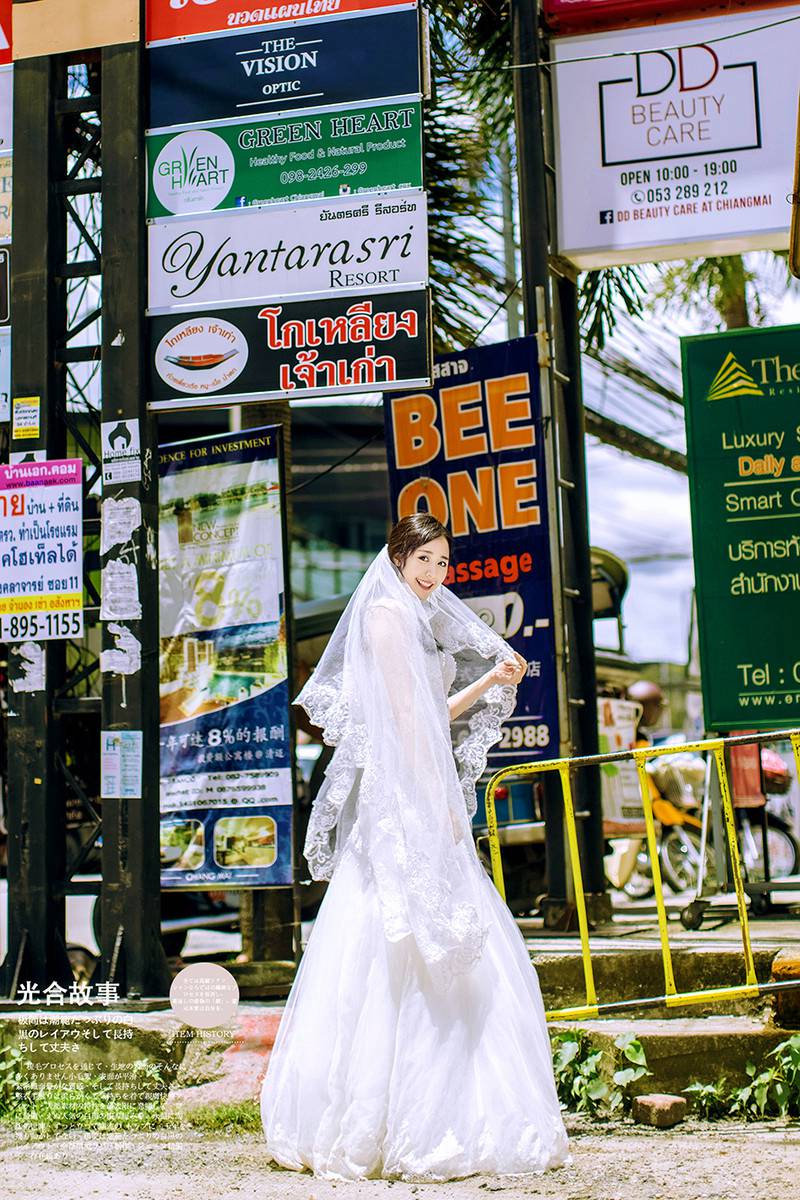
260, 552, 569, 1180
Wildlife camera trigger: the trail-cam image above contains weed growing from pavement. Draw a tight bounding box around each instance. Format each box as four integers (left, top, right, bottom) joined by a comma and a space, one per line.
685, 1034, 800, 1120
182, 1100, 262, 1133
550, 1031, 651, 1116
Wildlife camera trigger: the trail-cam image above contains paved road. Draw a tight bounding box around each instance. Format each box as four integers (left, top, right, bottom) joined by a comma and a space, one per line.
1, 1122, 798, 1200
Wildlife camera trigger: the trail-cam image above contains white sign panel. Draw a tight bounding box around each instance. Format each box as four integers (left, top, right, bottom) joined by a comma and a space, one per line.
0, 459, 84, 642
148, 190, 428, 310
0, 329, 9, 423
0, 65, 11, 154
553, 7, 800, 267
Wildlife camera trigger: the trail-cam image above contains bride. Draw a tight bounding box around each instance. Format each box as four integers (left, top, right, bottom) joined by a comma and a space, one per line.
261, 514, 569, 1181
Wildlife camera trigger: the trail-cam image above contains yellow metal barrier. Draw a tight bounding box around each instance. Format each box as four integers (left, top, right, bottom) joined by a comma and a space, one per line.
485, 729, 800, 1021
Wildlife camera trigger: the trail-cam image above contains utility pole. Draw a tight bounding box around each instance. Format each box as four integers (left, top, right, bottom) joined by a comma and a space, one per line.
510, 0, 606, 917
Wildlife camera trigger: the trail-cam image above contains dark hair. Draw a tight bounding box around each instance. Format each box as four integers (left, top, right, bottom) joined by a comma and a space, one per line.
388, 514, 453, 566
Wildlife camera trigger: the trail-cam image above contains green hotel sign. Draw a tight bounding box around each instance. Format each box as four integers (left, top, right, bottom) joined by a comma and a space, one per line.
146, 100, 423, 219
682, 324, 800, 730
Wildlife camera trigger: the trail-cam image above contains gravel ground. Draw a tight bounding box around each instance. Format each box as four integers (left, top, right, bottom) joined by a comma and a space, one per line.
2, 1119, 799, 1200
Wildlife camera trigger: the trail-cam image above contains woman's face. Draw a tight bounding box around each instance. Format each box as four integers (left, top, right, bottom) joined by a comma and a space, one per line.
397, 536, 450, 601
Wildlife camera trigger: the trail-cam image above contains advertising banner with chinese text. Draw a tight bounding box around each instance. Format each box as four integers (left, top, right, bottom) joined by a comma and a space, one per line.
0, 459, 83, 641
553, 7, 800, 267
146, 0, 414, 44
148, 8, 421, 128
146, 99, 423, 218
148, 289, 430, 409
148, 190, 428, 310
384, 337, 560, 769
682, 323, 800, 729
158, 425, 293, 887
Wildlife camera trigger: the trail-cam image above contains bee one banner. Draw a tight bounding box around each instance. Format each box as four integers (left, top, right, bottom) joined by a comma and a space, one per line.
148, 288, 430, 409
158, 425, 293, 888
682, 323, 800, 730
553, 6, 800, 267
384, 337, 560, 767
146, 100, 423, 218
148, 189, 428, 309
146, 0, 413, 44
148, 8, 421, 128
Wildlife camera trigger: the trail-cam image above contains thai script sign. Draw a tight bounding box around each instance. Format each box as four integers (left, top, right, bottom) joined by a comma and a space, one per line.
384, 337, 559, 767
149, 8, 421, 128
148, 189, 427, 309
0, 459, 84, 643
149, 288, 430, 409
553, 8, 800, 267
159, 425, 293, 887
146, 99, 423, 217
682, 323, 800, 729
146, 0, 413, 44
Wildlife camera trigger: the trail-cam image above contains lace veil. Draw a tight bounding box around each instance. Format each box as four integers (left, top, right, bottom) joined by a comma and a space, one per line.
294, 545, 518, 986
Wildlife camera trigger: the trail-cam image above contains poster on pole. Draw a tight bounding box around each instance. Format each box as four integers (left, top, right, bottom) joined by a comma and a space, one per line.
148, 288, 431, 408
158, 425, 293, 888
682, 323, 800, 730
553, 7, 800, 267
146, 99, 424, 218
148, 190, 428, 310
148, 8, 421, 128
146, 0, 415, 44
0, 459, 84, 642
384, 337, 560, 769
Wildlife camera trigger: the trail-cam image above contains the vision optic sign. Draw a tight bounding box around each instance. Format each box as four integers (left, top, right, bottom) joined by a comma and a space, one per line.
148, 8, 421, 128
147, 100, 423, 217
147, 190, 428, 310
146, 0, 413, 44
553, 7, 800, 267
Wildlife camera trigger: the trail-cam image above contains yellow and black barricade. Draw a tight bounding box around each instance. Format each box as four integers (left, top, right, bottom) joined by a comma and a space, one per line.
485, 729, 800, 1021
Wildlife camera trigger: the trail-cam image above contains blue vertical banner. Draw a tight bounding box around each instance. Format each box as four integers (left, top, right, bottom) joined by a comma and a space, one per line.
384, 337, 560, 768
158, 425, 293, 888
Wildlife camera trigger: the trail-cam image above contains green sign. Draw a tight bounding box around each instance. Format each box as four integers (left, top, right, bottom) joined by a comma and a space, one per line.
146, 100, 423, 219
682, 324, 800, 730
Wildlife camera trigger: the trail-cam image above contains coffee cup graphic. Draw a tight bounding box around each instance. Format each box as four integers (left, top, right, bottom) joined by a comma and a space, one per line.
464, 592, 524, 638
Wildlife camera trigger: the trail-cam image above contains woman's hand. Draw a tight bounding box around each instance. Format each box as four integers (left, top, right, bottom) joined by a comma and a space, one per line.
488, 652, 527, 687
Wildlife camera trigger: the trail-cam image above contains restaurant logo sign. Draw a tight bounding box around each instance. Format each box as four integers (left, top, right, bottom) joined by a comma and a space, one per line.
152, 130, 236, 215
154, 314, 250, 395
149, 289, 431, 409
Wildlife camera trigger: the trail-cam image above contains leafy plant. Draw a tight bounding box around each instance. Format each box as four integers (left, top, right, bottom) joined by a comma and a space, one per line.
684, 1079, 733, 1120
610, 1034, 652, 1113
684, 1035, 800, 1121
0, 1043, 26, 1117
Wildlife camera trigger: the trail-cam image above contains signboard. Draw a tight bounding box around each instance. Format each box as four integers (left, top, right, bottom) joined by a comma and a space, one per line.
12, 0, 139, 58
0, 328, 9, 423
148, 189, 428, 309
0, 459, 84, 642
146, 0, 413, 44
597, 698, 643, 829
384, 338, 560, 765
682, 323, 800, 729
146, 99, 423, 218
0, 153, 11, 240
0, 65, 10, 154
0, 0, 10, 67
158, 425, 293, 888
149, 288, 431, 409
0, 245, 8, 325
148, 8, 421, 128
543, 0, 755, 32
553, 8, 800, 267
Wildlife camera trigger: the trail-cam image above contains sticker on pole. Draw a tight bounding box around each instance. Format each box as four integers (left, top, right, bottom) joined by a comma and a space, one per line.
102, 418, 142, 485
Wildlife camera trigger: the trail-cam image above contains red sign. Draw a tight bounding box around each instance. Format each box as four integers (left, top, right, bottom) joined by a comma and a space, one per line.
146, 0, 413, 44
0, 0, 11, 66
543, 1, 787, 34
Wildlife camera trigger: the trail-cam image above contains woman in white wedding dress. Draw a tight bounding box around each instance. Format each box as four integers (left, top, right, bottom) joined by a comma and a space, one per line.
261, 515, 569, 1181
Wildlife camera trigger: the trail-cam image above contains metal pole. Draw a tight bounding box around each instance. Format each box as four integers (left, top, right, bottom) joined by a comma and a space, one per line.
98, 42, 170, 998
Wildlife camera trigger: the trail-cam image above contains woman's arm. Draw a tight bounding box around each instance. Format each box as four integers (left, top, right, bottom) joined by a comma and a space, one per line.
447, 651, 527, 721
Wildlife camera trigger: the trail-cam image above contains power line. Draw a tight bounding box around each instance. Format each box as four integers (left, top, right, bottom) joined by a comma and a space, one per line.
448, 10, 800, 76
